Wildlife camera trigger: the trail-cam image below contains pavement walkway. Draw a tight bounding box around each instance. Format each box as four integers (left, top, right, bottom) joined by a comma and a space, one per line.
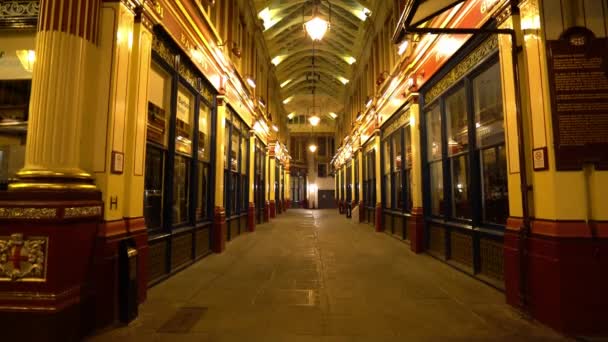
89, 209, 567, 341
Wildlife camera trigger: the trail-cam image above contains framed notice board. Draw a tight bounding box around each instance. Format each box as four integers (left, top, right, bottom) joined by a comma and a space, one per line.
546, 27, 608, 170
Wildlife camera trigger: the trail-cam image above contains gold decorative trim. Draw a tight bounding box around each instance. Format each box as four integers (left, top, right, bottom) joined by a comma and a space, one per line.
425, 36, 499, 104
0, 234, 48, 282
382, 107, 411, 139
178, 61, 197, 87
0, 208, 57, 220
64, 206, 102, 218
152, 35, 175, 66
8, 183, 97, 191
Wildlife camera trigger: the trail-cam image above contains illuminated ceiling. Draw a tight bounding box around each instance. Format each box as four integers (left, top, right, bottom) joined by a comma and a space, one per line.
253, 0, 377, 125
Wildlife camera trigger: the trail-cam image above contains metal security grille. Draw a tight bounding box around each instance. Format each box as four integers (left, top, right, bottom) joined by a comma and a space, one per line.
450, 230, 473, 268
479, 237, 504, 281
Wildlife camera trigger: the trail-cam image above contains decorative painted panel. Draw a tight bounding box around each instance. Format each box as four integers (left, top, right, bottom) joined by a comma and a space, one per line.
0, 233, 47, 282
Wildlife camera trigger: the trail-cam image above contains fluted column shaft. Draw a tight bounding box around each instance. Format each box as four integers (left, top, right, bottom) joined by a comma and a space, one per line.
13, 0, 101, 190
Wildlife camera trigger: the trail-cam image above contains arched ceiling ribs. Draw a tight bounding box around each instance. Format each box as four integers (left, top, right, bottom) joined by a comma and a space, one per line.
277, 54, 347, 75
283, 77, 344, 97
277, 64, 347, 82
280, 73, 344, 92
283, 83, 343, 98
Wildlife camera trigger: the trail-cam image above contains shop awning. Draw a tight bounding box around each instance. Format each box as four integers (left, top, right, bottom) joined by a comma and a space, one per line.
393, 0, 466, 42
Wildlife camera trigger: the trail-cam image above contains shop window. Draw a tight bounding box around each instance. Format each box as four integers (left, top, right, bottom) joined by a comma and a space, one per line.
196, 104, 212, 222
473, 62, 507, 225
392, 132, 402, 209
0, 79, 30, 189
383, 140, 391, 208
144, 40, 216, 231
145, 62, 171, 230
424, 58, 507, 227
426, 105, 443, 216
354, 156, 359, 203
224, 108, 249, 217
173, 84, 195, 225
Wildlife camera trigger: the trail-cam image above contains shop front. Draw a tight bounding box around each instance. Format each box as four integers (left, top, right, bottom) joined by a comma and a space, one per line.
144, 27, 217, 285
420, 35, 507, 287
380, 105, 413, 241
223, 106, 250, 241
362, 139, 377, 226
254, 137, 266, 224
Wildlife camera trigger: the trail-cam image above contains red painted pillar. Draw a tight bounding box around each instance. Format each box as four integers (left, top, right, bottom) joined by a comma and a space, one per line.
212, 206, 226, 253
407, 207, 425, 253
247, 202, 256, 232
375, 203, 383, 232
269, 200, 276, 218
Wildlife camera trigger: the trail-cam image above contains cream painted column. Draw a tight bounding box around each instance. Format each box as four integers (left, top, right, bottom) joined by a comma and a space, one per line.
374, 133, 382, 231
357, 150, 363, 202
268, 144, 276, 217
409, 101, 423, 211
284, 161, 291, 208
12, 0, 102, 190
249, 133, 255, 203
214, 98, 227, 210
123, 18, 152, 219
82, 2, 135, 221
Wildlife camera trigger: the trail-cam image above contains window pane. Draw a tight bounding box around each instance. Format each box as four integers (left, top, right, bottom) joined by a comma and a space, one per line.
384, 174, 391, 208
231, 128, 239, 172
198, 105, 211, 161
173, 155, 190, 225
232, 173, 238, 213
242, 174, 248, 211
176, 85, 194, 154
383, 140, 390, 175
241, 134, 248, 175
393, 132, 402, 172
394, 170, 402, 209
148, 63, 171, 146
446, 87, 468, 155
426, 105, 442, 160
481, 146, 508, 225
451, 154, 470, 219
196, 163, 209, 221
430, 161, 443, 216
224, 125, 230, 169
144, 146, 164, 229
474, 62, 504, 147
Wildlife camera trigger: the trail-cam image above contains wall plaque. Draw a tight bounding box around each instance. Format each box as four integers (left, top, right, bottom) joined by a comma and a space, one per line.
546, 27, 608, 170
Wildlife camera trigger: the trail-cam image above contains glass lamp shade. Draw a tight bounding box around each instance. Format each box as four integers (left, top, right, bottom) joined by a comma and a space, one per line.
309, 144, 318, 153
308, 115, 321, 126
304, 17, 329, 41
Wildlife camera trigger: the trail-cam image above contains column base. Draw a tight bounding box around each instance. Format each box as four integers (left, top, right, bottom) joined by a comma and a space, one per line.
286, 199, 291, 209
263, 201, 270, 222
407, 207, 425, 254
0, 190, 103, 341
375, 203, 383, 232
269, 200, 276, 218
504, 218, 608, 335
247, 202, 255, 232
212, 207, 226, 253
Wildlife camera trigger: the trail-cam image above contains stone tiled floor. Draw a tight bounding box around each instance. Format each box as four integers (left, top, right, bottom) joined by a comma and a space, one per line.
89, 209, 568, 341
